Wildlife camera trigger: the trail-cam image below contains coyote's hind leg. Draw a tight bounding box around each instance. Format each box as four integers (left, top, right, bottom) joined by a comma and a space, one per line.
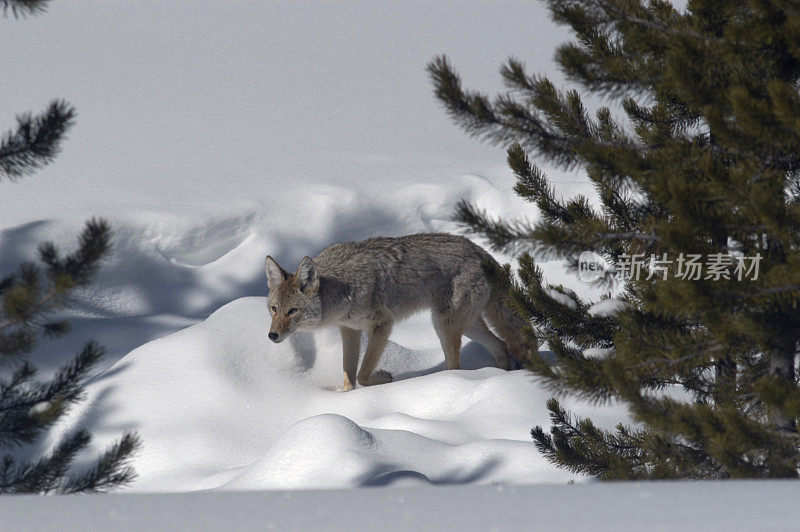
464, 318, 512, 370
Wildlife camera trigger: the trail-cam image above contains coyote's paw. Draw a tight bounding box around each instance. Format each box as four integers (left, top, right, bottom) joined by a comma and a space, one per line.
372, 370, 393, 384
357, 369, 393, 387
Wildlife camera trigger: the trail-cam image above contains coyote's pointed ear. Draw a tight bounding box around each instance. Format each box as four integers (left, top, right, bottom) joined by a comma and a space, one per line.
265, 256, 287, 290
296, 256, 319, 292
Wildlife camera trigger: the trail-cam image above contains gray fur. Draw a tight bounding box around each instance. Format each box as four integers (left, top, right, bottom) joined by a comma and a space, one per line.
266, 233, 534, 390
296, 256, 318, 292
265, 256, 287, 290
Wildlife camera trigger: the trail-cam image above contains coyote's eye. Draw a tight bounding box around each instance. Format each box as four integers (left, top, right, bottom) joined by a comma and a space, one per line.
287, 308, 298, 315
270, 306, 277, 312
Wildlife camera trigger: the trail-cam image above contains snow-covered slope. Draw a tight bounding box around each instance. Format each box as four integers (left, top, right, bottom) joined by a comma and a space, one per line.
1, 1, 618, 492
45, 297, 625, 491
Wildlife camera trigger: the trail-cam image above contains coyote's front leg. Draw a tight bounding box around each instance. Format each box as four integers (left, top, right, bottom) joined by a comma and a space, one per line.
340, 326, 361, 391
356, 320, 393, 387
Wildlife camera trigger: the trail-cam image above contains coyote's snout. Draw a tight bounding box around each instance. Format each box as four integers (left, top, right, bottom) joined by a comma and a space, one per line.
265, 233, 535, 391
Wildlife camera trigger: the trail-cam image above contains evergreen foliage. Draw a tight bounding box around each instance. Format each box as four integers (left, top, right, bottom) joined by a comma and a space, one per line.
430, 0, 800, 478
0, 0, 49, 18
0, 3, 140, 493
0, 100, 75, 178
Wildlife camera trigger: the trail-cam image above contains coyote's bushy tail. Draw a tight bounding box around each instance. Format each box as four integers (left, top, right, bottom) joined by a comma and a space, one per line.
484, 286, 536, 370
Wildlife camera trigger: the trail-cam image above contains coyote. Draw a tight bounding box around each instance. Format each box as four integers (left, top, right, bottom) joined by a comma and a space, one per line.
265, 233, 532, 390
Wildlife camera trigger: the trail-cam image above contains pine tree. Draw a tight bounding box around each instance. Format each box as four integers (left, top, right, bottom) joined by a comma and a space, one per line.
429, 0, 800, 479
0, 0, 140, 493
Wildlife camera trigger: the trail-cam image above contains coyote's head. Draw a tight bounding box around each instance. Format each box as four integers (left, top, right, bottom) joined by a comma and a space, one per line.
265, 255, 322, 343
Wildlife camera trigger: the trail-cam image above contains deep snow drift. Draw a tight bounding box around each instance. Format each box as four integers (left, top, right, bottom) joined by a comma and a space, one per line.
45, 297, 622, 491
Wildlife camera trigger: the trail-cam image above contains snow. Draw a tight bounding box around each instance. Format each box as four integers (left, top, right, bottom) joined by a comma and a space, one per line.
3, 481, 797, 531
44, 297, 623, 491
0, 0, 721, 512
588, 299, 628, 317
582, 347, 615, 359
544, 288, 579, 310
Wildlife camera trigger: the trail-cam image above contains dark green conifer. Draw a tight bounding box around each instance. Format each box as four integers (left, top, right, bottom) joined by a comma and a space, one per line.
0, 0, 140, 493
430, 0, 800, 478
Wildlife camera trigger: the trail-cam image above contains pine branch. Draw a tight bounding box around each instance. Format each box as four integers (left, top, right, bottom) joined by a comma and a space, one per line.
0, 430, 89, 493
0, 219, 111, 347
60, 432, 141, 494
0, 100, 75, 179
453, 199, 538, 253
0, 341, 103, 447
0, 0, 49, 17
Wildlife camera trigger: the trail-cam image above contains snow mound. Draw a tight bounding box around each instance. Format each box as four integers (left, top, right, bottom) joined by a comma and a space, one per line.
226, 414, 378, 490
44, 297, 618, 492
